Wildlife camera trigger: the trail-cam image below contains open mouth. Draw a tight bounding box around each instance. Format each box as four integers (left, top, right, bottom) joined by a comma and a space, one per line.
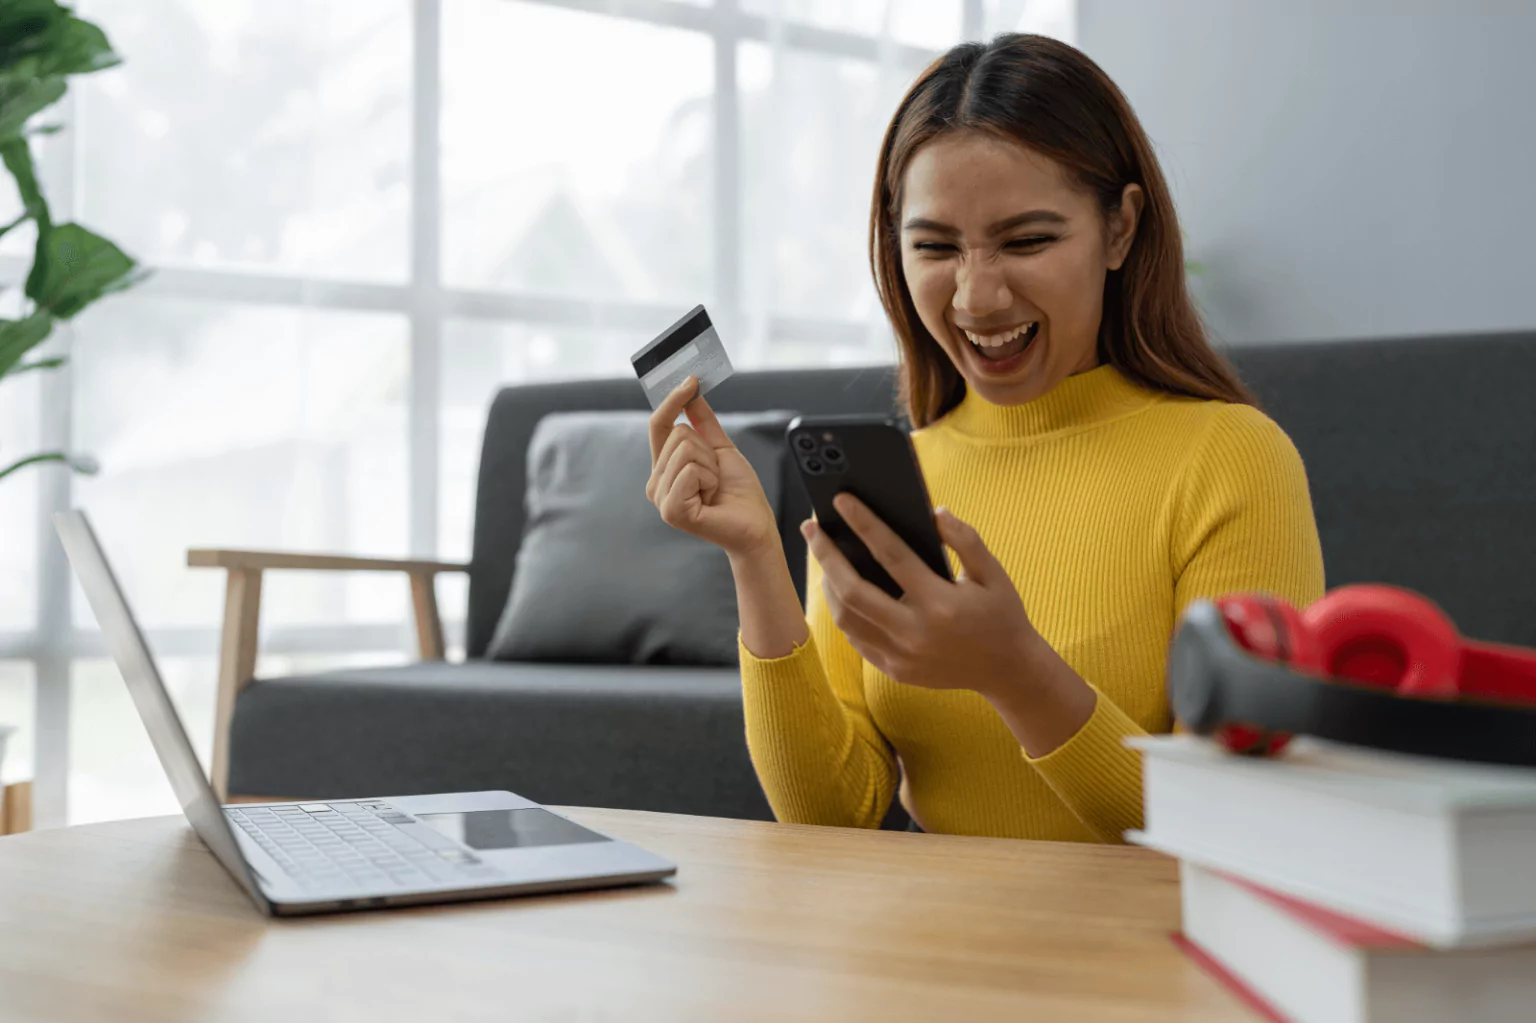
961, 322, 1039, 367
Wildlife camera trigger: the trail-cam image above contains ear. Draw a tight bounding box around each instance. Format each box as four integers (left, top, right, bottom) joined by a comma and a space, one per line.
1105, 182, 1145, 272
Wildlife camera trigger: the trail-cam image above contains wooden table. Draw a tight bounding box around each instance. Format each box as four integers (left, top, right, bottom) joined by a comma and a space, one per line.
0, 808, 1252, 1022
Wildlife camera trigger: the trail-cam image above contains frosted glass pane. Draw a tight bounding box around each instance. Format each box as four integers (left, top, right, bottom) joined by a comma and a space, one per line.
0, 661, 34, 784
0, 365, 40, 631
983, 0, 1078, 43
742, 0, 962, 49
69, 655, 214, 824
442, 1, 713, 302
69, 294, 409, 629
740, 44, 926, 323
68, 650, 406, 823
75, 0, 410, 281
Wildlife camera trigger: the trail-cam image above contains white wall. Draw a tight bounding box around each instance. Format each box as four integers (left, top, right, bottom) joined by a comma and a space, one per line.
1078, 0, 1536, 344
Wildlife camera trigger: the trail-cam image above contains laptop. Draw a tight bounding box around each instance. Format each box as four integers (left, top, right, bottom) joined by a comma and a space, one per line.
55, 510, 677, 916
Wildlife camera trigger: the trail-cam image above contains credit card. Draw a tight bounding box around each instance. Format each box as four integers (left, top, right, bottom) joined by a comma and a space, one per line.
631, 304, 734, 410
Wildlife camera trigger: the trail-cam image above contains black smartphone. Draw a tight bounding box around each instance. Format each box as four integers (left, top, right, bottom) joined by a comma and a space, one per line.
786, 415, 953, 599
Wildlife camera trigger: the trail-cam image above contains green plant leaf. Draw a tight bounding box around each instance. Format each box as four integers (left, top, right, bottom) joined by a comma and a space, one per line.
0, 452, 67, 482
0, 205, 28, 241
0, 308, 56, 378
11, 353, 64, 373
0, 2, 142, 383
0, 0, 70, 71
0, 135, 48, 228
0, 135, 54, 302
0, 449, 98, 483
26, 120, 60, 135
27, 221, 144, 319
0, 2, 119, 80
37, 13, 119, 77
0, 74, 65, 141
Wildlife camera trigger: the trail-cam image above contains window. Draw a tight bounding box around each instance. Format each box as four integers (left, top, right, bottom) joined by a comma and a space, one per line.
441, 1, 715, 303
76, 0, 412, 281
0, 0, 1074, 826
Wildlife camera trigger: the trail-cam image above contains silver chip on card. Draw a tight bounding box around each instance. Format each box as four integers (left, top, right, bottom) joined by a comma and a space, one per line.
631, 304, 734, 410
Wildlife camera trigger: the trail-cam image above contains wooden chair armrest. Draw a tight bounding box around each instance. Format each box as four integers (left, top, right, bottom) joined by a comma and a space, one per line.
2, 781, 32, 835
187, 548, 468, 800
187, 549, 468, 574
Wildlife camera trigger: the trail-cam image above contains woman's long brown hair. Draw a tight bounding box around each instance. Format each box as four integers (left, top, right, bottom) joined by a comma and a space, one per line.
869, 34, 1258, 428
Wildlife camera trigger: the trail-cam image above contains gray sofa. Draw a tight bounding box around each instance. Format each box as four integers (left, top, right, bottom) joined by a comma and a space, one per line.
225, 331, 1536, 821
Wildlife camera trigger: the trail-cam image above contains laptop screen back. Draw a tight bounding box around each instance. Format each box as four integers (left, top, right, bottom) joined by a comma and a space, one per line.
54, 511, 267, 912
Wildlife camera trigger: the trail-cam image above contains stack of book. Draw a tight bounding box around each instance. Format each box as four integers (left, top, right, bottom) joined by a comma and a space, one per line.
1128, 735, 1536, 1023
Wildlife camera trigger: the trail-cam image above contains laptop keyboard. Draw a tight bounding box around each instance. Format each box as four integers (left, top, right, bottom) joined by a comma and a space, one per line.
226, 801, 501, 894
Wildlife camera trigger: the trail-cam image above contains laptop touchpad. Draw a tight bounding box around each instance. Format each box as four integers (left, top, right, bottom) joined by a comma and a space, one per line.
417, 808, 611, 850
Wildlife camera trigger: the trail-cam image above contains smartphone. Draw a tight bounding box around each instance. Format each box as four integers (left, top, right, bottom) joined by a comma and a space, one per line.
786, 415, 953, 600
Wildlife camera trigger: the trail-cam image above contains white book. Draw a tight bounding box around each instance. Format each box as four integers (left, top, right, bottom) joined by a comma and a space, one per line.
1127, 735, 1536, 948
1177, 861, 1536, 1023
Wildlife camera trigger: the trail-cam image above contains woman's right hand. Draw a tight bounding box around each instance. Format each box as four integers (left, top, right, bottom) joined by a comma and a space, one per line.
647, 375, 780, 560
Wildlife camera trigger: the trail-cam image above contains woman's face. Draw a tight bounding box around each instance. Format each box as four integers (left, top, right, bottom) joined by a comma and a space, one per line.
899, 132, 1142, 407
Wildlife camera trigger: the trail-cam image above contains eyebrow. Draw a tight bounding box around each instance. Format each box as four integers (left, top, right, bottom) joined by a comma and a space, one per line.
902, 209, 1068, 236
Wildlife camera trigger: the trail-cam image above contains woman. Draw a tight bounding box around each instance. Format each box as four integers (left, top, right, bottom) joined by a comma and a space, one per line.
645, 34, 1324, 842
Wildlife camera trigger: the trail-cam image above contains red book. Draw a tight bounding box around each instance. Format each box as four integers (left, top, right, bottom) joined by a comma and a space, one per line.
1174, 862, 1536, 1023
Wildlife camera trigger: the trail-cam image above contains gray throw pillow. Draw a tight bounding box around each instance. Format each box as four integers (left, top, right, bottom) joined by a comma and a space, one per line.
486, 409, 798, 665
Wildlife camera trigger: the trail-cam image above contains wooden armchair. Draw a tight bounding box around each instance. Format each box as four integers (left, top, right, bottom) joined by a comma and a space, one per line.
187, 548, 467, 800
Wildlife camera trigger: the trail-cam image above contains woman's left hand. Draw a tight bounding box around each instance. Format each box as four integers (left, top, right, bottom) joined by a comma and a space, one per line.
803, 494, 1043, 696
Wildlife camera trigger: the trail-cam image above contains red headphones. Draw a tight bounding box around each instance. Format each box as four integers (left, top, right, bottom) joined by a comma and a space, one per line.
1169, 584, 1536, 766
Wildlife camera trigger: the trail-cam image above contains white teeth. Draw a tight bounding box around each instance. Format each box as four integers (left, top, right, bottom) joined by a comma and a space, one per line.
963, 323, 1035, 348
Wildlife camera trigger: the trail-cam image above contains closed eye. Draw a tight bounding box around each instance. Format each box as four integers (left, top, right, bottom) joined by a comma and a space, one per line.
911, 237, 1056, 257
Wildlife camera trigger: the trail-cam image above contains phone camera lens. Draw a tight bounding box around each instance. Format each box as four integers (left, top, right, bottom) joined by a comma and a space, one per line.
795, 434, 816, 452
823, 446, 843, 463
805, 457, 824, 474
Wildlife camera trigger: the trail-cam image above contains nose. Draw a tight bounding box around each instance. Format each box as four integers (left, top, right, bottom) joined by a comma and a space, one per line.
952, 255, 1012, 320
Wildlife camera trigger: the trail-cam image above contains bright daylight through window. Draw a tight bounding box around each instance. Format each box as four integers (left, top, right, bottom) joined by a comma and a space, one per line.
0, 0, 1074, 826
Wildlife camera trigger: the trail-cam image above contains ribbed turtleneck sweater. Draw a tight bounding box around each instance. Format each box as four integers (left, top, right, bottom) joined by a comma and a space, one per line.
737, 363, 1325, 842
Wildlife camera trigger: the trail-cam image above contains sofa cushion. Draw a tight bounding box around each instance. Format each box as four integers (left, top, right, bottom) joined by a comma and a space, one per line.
226, 661, 775, 820
485, 409, 795, 666
467, 366, 903, 658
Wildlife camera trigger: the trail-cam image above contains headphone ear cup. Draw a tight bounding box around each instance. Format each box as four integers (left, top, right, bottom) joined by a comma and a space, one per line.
1214, 594, 1285, 660
1259, 596, 1326, 676
1303, 584, 1461, 699
1210, 593, 1310, 756
1212, 722, 1294, 757
1214, 593, 1324, 672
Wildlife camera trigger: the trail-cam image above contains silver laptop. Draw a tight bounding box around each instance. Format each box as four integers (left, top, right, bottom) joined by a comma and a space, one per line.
56, 510, 677, 917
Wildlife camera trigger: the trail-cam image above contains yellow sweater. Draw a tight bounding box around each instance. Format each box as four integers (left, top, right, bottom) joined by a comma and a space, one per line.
738, 363, 1325, 842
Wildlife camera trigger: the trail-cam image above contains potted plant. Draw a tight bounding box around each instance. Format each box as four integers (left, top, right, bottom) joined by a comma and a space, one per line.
0, 0, 144, 484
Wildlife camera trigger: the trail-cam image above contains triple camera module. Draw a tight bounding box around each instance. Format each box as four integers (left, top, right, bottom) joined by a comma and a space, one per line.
792, 430, 846, 475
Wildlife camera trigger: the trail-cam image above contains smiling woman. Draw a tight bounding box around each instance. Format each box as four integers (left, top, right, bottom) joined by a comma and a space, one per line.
647, 34, 1325, 844
872, 36, 1256, 426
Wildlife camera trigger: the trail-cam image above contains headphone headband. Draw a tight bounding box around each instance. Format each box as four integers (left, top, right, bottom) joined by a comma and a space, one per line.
1171, 600, 1536, 767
